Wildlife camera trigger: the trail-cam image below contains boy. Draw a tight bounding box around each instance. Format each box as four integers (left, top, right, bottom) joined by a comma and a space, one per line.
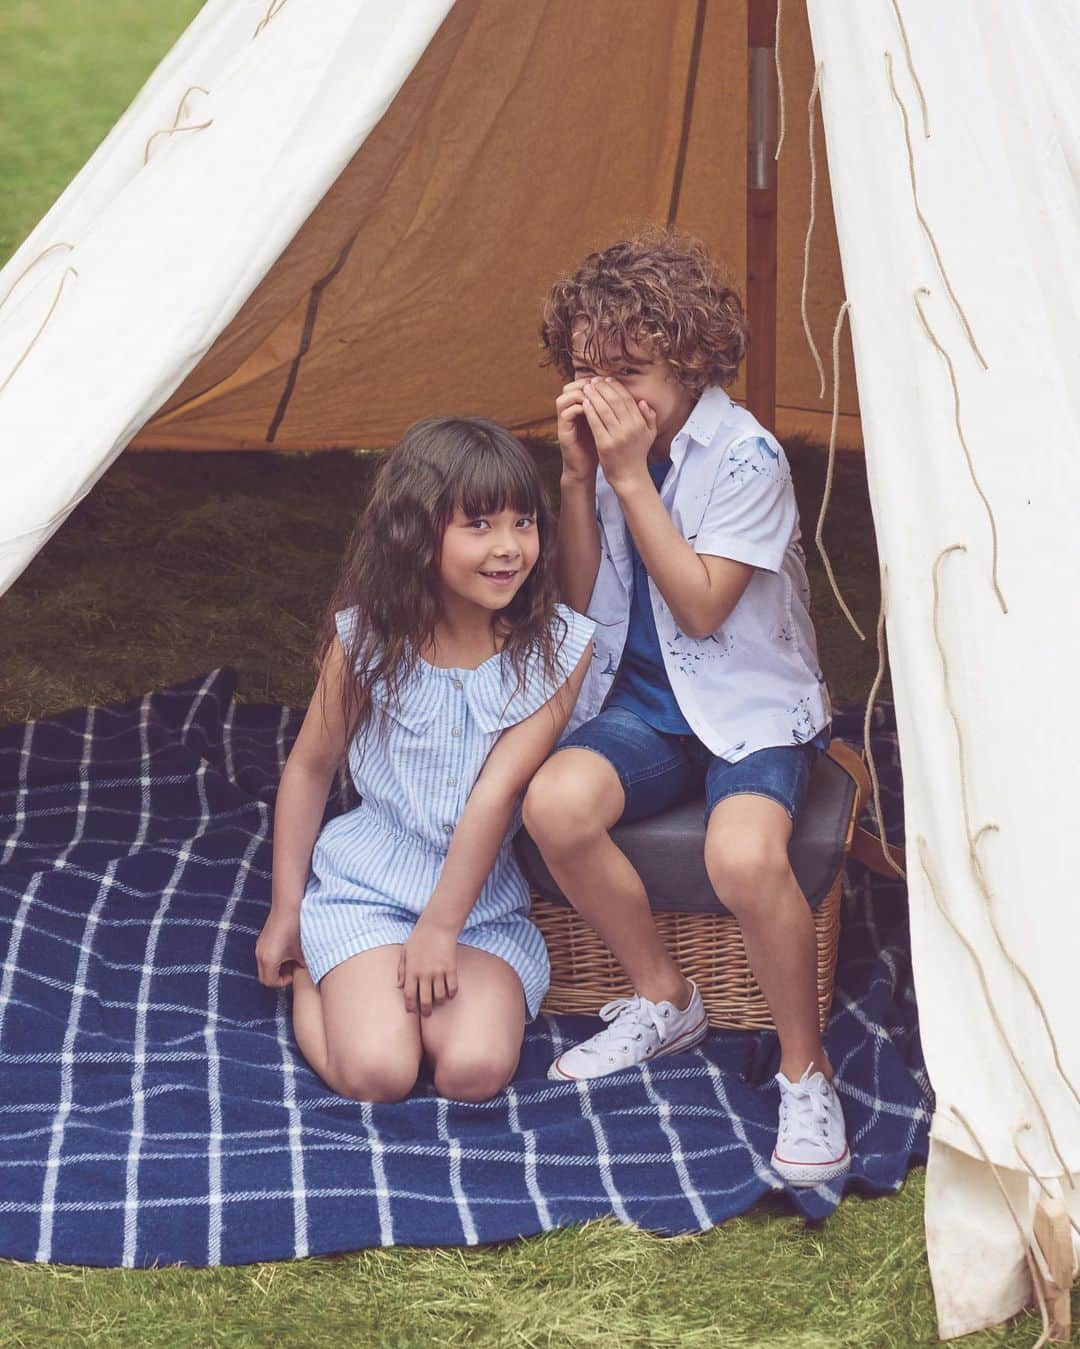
522, 230, 848, 1186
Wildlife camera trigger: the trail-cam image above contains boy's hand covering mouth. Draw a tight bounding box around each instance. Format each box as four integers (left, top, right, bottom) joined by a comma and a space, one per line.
580, 377, 658, 488
555, 379, 600, 480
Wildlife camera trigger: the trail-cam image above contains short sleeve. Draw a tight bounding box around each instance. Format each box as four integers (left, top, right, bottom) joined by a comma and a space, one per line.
693, 436, 796, 574
334, 606, 360, 656
466, 604, 596, 732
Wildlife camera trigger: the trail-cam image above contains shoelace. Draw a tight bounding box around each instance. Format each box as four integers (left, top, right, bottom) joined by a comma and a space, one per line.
779, 1076, 831, 1148
586, 996, 671, 1057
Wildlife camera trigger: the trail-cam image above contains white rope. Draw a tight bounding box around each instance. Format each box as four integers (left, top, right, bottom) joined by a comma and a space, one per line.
0, 242, 74, 318
0, 267, 78, 398
773, 0, 786, 161
885, 51, 987, 369
951, 1105, 1052, 1349
800, 62, 826, 399
914, 288, 1006, 613
889, 0, 930, 137
815, 300, 865, 641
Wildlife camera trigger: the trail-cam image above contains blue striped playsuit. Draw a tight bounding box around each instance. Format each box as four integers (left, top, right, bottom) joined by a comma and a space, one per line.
300, 604, 595, 1018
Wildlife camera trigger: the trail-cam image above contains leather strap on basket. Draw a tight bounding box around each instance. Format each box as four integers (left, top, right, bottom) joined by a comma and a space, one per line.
825, 739, 907, 877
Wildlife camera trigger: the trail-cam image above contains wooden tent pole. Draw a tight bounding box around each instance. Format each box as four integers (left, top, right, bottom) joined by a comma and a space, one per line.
746, 0, 779, 432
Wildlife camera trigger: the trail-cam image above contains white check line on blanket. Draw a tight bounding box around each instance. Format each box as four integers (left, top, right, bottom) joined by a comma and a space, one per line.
505, 1085, 553, 1231
0, 1133, 767, 1177
1, 709, 95, 1049
694, 1049, 784, 1194
205, 811, 269, 1264
437, 1097, 478, 1244
1, 720, 35, 865
574, 1077, 631, 1225
270, 704, 310, 1259
0, 1178, 789, 1218
125, 680, 218, 1267
640, 1063, 711, 1230
361, 1101, 394, 1246
0, 868, 270, 922
37, 862, 116, 1261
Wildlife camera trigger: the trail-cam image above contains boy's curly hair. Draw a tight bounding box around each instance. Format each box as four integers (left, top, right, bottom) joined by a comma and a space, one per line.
540, 227, 749, 393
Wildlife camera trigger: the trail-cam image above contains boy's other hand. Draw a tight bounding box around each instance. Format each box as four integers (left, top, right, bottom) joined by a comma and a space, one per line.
556, 380, 599, 481
581, 378, 658, 490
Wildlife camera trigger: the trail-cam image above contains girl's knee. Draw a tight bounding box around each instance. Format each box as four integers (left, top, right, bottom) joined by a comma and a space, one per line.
326, 1053, 418, 1104
433, 1050, 517, 1103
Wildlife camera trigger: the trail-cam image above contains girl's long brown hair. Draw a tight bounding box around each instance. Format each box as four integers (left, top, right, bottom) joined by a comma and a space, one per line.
316, 416, 567, 740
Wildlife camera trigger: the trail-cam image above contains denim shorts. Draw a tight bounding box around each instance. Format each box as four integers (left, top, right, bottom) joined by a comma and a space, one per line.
555, 706, 829, 826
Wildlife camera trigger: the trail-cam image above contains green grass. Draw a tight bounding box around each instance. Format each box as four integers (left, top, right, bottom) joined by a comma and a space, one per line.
0, 0, 202, 263
0, 6, 1068, 1347
1, 1181, 1069, 1347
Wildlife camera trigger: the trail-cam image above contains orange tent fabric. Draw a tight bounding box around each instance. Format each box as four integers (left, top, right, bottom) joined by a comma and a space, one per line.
134, 0, 859, 453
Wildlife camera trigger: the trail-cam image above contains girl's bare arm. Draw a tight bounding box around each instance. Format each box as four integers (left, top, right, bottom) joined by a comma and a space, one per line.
419, 644, 591, 936
256, 640, 350, 986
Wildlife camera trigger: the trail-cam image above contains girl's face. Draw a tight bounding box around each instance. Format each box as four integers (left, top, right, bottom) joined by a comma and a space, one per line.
438, 502, 540, 613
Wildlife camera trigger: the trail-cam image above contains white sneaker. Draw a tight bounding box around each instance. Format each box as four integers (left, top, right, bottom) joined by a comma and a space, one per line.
771, 1065, 851, 1187
548, 984, 709, 1082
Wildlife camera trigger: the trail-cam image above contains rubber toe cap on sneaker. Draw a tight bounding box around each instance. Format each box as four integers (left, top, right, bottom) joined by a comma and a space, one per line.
771, 1145, 851, 1188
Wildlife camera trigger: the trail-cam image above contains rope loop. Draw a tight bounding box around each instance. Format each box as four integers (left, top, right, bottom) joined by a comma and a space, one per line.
253, 0, 290, 39
0, 242, 75, 319
0, 266, 78, 398
143, 85, 212, 165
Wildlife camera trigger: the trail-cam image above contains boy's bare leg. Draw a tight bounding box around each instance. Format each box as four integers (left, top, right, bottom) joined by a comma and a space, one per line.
522, 749, 693, 1008
704, 793, 830, 1081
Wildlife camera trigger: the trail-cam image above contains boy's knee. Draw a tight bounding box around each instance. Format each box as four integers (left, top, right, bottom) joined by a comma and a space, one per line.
326, 1054, 417, 1105
704, 834, 792, 915
434, 1051, 516, 1104
522, 758, 609, 851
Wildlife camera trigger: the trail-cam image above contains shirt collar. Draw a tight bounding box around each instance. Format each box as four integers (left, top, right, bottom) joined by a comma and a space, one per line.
669, 386, 735, 468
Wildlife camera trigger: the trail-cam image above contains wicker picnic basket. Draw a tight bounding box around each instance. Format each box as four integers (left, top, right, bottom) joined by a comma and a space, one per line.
527, 741, 870, 1031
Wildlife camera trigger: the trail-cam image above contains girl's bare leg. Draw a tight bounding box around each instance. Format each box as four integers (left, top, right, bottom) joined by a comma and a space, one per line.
522, 750, 693, 1007
292, 945, 423, 1102
291, 966, 330, 1078
704, 794, 831, 1081
420, 947, 526, 1102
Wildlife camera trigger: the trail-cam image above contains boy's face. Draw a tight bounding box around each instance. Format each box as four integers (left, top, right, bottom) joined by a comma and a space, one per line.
569, 323, 697, 453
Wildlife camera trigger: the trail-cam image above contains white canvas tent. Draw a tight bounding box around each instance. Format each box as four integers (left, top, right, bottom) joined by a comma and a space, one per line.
1, 0, 1078, 1337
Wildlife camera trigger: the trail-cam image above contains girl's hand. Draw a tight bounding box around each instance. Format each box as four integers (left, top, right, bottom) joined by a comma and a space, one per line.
397, 919, 459, 1016
581, 378, 658, 491
255, 909, 304, 988
555, 380, 599, 482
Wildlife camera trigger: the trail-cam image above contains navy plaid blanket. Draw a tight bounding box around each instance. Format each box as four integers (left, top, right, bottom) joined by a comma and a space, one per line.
0, 671, 929, 1267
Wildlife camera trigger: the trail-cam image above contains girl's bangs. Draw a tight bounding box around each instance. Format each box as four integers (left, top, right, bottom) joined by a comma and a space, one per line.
454, 439, 540, 519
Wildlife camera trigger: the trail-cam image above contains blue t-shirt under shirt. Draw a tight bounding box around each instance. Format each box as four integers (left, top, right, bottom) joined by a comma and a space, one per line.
607, 458, 694, 735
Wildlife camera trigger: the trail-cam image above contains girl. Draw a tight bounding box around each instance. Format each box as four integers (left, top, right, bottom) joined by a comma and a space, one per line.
255, 417, 594, 1104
